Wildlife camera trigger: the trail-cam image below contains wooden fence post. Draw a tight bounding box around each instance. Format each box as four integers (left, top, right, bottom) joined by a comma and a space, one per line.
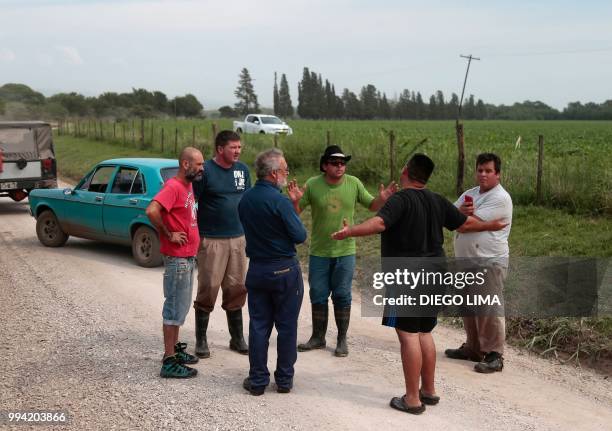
326, 130, 331, 145
174, 127, 178, 155
113, 122, 116, 139
274, 134, 278, 148
150, 123, 154, 149
389, 130, 396, 183
192, 126, 196, 147
161, 128, 165, 153
536, 135, 544, 204
122, 124, 126, 146
139, 118, 145, 149
99, 121, 103, 140
455, 120, 465, 197
212, 122, 218, 141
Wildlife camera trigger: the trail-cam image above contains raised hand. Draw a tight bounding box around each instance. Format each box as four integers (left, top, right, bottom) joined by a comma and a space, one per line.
378, 181, 398, 202
287, 178, 304, 203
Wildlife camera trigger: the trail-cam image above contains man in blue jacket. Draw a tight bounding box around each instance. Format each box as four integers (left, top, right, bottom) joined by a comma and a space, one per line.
238, 148, 307, 395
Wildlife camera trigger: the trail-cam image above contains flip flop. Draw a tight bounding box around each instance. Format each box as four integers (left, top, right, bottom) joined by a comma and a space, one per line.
389, 396, 426, 415
419, 389, 440, 405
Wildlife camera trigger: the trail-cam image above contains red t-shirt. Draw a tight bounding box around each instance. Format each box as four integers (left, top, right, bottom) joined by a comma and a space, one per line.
153, 177, 200, 257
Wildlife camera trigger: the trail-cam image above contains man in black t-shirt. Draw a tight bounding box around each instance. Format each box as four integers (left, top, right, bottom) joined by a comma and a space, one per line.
332, 154, 507, 415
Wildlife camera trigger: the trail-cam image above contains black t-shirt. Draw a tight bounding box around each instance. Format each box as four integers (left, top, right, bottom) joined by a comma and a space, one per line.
377, 188, 467, 257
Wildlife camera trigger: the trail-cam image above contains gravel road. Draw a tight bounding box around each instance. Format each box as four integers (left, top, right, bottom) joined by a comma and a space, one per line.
1, 197, 610, 430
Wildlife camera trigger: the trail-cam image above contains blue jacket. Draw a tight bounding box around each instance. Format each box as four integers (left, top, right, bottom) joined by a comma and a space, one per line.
238, 180, 307, 260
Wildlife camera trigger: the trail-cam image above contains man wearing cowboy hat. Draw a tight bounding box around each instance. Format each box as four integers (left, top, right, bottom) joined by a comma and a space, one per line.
287, 145, 396, 357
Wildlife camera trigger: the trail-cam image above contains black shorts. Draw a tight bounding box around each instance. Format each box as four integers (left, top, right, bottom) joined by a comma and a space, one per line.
382, 316, 437, 333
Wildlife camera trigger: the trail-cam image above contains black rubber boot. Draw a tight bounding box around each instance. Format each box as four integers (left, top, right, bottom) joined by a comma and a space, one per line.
334, 306, 351, 357
194, 309, 210, 358
298, 303, 328, 352
227, 309, 248, 355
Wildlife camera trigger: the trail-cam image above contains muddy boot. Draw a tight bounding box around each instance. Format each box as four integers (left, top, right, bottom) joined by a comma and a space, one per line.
194, 309, 210, 358
298, 303, 328, 352
227, 309, 248, 355
334, 306, 350, 357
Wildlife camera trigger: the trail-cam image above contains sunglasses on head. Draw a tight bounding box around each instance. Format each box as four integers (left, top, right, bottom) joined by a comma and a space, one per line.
327, 160, 346, 167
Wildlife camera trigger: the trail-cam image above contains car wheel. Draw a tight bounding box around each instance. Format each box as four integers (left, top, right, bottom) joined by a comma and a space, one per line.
236, 128, 243, 134
36, 210, 69, 247
259, 131, 266, 134
132, 225, 162, 267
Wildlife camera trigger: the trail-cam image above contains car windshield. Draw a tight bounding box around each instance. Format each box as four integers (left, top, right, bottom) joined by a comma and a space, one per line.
260, 117, 283, 125
161, 167, 179, 182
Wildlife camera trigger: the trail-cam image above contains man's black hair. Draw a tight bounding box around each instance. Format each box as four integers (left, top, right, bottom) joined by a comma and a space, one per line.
406, 153, 435, 184
476, 153, 501, 173
215, 130, 241, 150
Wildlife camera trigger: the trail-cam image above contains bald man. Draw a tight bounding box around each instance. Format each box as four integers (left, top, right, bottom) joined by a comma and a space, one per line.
146, 147, 204, 378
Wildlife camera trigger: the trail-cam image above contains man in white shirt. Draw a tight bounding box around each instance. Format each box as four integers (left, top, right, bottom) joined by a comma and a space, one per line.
445, 153, 513, 373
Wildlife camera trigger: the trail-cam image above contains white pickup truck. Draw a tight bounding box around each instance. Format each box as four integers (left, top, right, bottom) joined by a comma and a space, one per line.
233, 114, 293, 135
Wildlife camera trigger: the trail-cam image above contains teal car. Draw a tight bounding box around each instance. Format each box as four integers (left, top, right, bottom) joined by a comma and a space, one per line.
28, 158, 179, 267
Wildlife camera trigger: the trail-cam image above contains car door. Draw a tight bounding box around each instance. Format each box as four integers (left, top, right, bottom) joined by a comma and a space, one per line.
103, 166, 148, 239
63, 165, 116, 238
246, 115, 258, 133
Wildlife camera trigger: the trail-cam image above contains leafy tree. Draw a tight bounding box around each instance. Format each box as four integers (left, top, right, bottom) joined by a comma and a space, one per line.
234, 67, 259, 115
379, 92, 391, 119
172, 94, 204, 117
218, 105, 237, 118
278, 73, 293, 118
273, 72, 280, 116
360, 84, 378, 119
48, 92, 90, 116
0, 83, 45, 105
342, 89, 361, 119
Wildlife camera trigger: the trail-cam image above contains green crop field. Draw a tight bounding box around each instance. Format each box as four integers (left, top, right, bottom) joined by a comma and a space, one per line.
61, 119, 612, 215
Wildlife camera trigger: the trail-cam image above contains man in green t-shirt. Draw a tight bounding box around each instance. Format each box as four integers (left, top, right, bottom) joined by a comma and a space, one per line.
287, 145, 396, 357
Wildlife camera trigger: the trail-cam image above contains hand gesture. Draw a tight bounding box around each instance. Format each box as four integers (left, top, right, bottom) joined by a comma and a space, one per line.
287, 179, 304, 203
378, 181, 398, 202
331, 218, 350, 240
459, 201, 474, 216
169, 231, 188, 245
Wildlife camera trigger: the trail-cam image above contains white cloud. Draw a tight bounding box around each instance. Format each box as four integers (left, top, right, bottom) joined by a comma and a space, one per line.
55, 45, 83, 65
0, 47, 16, 63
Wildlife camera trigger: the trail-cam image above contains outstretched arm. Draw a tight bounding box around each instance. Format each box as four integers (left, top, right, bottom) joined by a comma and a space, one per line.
456, 216, 507, 233
331, 216, 386, 240
369, 181, 398, 212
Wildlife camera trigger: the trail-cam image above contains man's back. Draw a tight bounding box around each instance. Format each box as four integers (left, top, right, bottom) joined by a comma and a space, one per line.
377, 188, 466, 257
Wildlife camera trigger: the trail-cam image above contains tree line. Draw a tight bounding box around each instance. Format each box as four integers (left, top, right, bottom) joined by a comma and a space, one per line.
0, 83, 204, 120
231, 66, 612, 121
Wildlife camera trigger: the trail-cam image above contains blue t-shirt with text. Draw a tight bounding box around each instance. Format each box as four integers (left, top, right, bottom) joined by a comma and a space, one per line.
193, 159, 251, 237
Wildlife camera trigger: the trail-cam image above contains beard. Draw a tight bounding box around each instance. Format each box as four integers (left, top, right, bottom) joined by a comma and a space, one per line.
185, 169, 203, 182
277, 177, 288, 188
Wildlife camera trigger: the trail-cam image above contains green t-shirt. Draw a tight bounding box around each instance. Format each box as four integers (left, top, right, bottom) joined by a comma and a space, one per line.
299, 174, 375, 257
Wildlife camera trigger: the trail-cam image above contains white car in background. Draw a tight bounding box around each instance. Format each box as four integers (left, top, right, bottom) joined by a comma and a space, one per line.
233, 114, 293, 135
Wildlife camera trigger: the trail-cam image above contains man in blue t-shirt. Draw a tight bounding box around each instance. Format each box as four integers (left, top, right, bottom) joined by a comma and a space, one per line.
192, 130, 251, 358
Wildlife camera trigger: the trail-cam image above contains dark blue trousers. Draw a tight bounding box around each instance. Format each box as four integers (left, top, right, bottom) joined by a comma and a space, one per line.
246, 258, 304, 389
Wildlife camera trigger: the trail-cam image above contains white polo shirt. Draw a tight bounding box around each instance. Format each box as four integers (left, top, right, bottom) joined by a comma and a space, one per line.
453, 184, 513, 258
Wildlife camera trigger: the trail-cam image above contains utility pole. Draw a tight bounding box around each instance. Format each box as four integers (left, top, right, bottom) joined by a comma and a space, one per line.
455, 54, 480, 197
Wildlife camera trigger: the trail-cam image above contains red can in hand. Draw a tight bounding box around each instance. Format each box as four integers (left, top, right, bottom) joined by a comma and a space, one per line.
464, 195, 473, 204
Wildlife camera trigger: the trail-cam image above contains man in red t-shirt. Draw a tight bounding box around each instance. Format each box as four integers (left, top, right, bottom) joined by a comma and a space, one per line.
146, 147, 204, 378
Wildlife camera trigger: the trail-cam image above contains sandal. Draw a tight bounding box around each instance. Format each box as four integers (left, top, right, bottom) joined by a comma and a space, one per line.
419, 389, 440, 405
389, 396, 426, 415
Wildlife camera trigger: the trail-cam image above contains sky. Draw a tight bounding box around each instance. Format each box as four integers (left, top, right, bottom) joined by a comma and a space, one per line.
1, 0, 611, 110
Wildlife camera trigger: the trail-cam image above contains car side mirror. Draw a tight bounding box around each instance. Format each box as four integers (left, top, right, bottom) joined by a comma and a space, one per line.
63, 188, 74, 196
254, 120, 260, 125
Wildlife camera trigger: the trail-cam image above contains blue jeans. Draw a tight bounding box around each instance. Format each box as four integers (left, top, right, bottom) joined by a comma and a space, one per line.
162, 255, 195, 326
308, 255, 356, 308
246, 258, 304, 389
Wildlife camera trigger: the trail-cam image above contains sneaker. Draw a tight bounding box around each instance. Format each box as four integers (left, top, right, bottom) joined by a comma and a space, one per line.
160, 355, 198, 378
444, 343, 482, 362
474, 352, 504, 373
175, 342, 199, 365
242, 377, 266, 396
275, 382, 293, 394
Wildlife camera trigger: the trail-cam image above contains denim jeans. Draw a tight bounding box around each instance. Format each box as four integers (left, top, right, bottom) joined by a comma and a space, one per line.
162, 255, 196, 326
308, 255, 356, 307
246, 258, 304, 389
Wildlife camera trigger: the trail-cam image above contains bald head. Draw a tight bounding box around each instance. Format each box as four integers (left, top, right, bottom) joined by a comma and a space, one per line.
178, 146, 204, 182
179, 146, 202, 164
